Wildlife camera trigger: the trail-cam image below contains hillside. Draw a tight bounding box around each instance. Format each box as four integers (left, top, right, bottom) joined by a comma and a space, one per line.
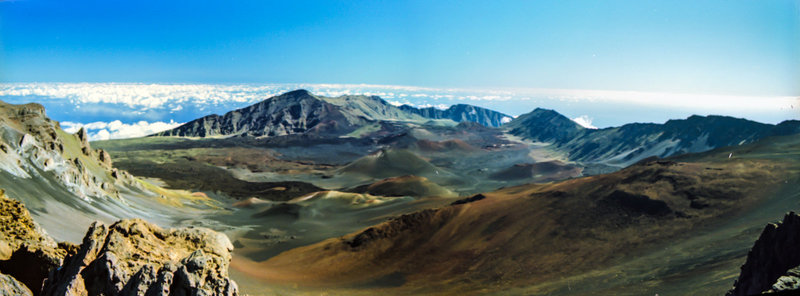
0, 100, 218, 242
154, 89, 373, 138
399, 104, 513, 127
232, 135, 800, 295
506, 108, 800, 167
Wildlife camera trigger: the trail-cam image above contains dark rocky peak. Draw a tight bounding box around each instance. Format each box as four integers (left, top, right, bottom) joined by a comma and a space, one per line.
281, 88, 314, 98
727, 212, 800, 296
75, 127, 89, 147
504, 108, 584, 143
155, 89, 365, 138
770, 120, 800, 136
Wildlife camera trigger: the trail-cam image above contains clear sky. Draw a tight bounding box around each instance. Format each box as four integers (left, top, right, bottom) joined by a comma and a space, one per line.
2, 0, 799, 97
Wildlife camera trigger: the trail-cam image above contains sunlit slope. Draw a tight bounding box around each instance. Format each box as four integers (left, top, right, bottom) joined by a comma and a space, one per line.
234, 135, 800, 295
0, 100, 219, 242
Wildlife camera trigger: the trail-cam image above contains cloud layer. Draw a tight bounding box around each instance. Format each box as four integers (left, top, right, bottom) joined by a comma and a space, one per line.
1, 83, 797, 133
61, 120, 182, 141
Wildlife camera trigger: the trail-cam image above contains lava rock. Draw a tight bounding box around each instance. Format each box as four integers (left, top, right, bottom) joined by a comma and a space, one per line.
42, 219, 239, 296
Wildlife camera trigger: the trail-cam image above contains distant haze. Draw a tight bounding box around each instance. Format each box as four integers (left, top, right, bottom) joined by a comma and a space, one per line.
0, 83, 796, 141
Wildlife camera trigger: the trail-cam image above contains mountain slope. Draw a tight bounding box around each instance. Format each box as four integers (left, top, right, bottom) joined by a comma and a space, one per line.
400, 104, 513, 127
155, 89, 373, 138
235, 139, 798, 294
504, 108, 585, 143
320, 95, 427, 122
0, 100, 217, 242
506, 108, 800, 167
155, 89, 517, 138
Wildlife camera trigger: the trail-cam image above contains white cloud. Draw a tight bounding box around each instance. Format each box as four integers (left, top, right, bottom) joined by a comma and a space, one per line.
2, 83, 796, 127
61, 120, 183, 141
3, 83, 791, 115
387, 100, 409, 107
500, 116, 513, 124
571, 115, 598, 129
417, 103, 450, 110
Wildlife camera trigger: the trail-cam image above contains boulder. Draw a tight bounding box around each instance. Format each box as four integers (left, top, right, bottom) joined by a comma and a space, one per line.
0, 190, 70, 294
42, 219, 239, 296
0, 272, 33, 296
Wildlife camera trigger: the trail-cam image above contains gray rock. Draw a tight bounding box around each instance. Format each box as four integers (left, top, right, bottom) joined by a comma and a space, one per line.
0, 272, 33, 296
41, 219, 238, 296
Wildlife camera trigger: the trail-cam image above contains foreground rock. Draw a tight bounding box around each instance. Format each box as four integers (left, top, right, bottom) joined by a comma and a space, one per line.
727, 212, 800, 296
0, 189, 72, 294
0, 273, 33, 296
42, 219, 239, 296
0, 187, 238, 295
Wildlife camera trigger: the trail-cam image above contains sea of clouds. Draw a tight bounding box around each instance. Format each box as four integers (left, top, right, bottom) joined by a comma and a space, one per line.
1, 83, 796, 140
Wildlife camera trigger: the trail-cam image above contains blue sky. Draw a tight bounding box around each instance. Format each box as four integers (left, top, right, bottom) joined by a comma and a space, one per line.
0, 1, 798, 139
2, 0, 799, 96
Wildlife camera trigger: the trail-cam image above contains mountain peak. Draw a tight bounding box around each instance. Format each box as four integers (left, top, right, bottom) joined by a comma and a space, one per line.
271, 89, 318, 102
283, 89, 314, 97
504, 107, 583, 143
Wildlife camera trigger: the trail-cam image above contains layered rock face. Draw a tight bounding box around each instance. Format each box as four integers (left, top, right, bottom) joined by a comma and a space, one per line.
0, 100, 143, 201
42, 219, 239, 296
0, 189, 238, 296
727, 212, 800, 296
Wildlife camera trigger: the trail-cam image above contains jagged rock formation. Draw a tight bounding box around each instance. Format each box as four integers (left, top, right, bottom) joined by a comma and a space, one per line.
505, 108, 800, 166
0, 188, 239, 296
727, 212, 800, 296
0, 100, 143, 201
42, 219, 238, 296
0, 273, 33, 296
399, 104, 513, 127
0, 189, 74, 295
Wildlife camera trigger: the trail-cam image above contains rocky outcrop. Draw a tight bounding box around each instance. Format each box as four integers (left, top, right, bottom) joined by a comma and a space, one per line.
0, 100, 144, 201
42, 219, 239, 296
727, 212, 800, 296
0, 189, 72, 295
0, 188, 238, 296
0, 273, 33, 296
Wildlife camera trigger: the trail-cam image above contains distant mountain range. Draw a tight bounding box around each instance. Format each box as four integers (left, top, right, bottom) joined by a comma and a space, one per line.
399, 104, 512, 127
155, 90, 511, 137
505, 108, 800, 166
156, 89, 800, 168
